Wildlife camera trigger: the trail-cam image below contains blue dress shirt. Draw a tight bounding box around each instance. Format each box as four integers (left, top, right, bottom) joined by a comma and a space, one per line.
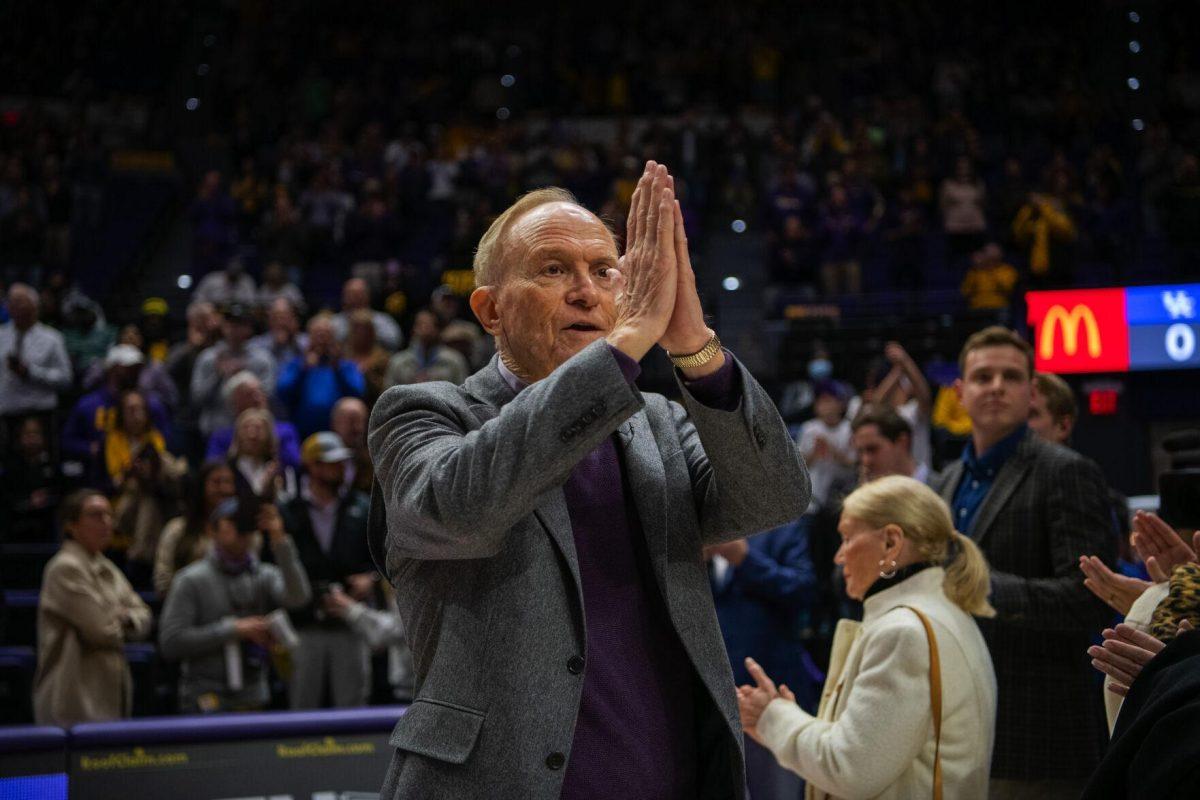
952, 425, 1027, 536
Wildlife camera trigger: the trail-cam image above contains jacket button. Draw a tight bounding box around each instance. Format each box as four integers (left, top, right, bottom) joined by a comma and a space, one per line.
567, 655, 585, 674
546, 752, 566, 770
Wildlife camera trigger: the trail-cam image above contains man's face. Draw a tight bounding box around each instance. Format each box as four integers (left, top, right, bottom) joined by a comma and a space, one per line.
309, 459, 346, 490
342, 280, 369, 311
413, 311, 440, 347
473, 203, 620, 381
269, 302, 298, 336
212, 518, 250, 558
8, 292, 36, 329
232, 382, 266, 415
956, 345, 1032, 438
852, 424, 909, 482
333, 406, 367, 448
1028, 392, 1073, 445
309, 320, 335, 353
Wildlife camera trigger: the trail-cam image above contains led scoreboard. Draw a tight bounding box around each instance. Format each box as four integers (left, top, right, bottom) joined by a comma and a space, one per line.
1026, 284, 1200, 374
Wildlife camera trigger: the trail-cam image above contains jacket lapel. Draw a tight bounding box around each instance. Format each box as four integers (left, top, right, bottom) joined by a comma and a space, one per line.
969, 432, 1035, 544
617, 411, 670, 600
936, 461, 964, 506
463, 357, 583, 590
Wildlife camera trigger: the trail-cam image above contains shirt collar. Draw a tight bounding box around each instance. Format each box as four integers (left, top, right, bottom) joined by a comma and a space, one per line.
961, 424, 1026, 478
495, 355, 528, 395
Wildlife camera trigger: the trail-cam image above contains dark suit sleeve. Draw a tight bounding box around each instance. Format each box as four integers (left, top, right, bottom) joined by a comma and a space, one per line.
989, 454, 1116, 632
733, 519, 817, 609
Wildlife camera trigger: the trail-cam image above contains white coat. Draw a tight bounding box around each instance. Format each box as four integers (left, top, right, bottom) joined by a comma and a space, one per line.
757, 566, 997, 800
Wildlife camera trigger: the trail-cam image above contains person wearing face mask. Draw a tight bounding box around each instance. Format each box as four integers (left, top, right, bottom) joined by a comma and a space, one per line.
34, 490, 153, 725
367, 163, 809, 799
796, 380, 856, 512
738, 476, 997, 800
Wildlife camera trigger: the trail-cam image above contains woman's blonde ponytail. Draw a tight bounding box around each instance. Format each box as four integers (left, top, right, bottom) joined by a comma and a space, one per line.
943, 531, 995, 618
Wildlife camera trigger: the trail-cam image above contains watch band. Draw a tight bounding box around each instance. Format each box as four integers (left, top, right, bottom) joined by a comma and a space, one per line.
668, 332, 722, 369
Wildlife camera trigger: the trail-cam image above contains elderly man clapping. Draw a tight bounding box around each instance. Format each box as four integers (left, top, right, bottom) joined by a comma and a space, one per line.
368, 162, 810, 800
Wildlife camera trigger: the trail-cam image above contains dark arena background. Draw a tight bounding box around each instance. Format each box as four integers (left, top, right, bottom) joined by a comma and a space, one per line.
1, 2, 1198, 798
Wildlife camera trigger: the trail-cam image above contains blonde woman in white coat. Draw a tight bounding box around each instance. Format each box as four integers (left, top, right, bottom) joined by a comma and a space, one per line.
738, 475, 998, 800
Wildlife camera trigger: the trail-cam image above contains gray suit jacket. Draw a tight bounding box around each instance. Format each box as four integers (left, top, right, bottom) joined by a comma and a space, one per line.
932, 429, 1115, 781
367, 339, 810, 799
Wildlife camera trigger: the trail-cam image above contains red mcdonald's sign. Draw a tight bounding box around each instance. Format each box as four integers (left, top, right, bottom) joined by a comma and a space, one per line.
1026, 289, 1130, 373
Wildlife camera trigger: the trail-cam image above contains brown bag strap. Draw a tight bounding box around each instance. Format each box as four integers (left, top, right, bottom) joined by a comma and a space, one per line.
902, 605, 943, 800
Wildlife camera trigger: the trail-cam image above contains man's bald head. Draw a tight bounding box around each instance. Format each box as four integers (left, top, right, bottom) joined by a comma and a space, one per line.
473, 188, 617, 288
331, 396, 368, 449
342, 278, 370, 311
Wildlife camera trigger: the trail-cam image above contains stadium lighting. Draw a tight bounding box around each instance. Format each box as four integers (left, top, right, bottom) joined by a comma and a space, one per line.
177, 274, 193, 290
185, 98, 200, 111
730, 219, 747, 234
496, 107, 511, 120
722, 276, 741, 291
1129, 11, 1140, 23
1129, 40, 1141, 54
501, 74, 516, 87
1127, 77, 1140, 90
1132, 118, 1145, 132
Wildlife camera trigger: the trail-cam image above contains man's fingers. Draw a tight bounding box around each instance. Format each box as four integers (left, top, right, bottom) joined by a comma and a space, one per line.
1094, 642, 1148, 676
745, 657, 777, 693
672, 199, 693, 280
641, 163, 664, 254
1146, 556, 1169, 583
626, 163, 653, 250
1105, 681, 1130, 697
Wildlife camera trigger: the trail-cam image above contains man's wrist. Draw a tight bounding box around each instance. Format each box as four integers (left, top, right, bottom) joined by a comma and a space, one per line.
606, 327, 652, 362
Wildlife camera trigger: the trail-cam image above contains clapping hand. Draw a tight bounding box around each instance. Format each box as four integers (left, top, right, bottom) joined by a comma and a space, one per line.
736, 657, 796, 746
1088, 620, 1194, 696
1079, 556, 1152, 615
1131, 511, 1198, 580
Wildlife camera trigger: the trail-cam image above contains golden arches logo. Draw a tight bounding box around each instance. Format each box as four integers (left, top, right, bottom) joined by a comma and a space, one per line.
1040, 304, 1102, 359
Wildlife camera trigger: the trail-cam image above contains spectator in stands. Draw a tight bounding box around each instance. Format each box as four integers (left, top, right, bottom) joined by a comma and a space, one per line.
205, 371, 301, 471
1, 416, 62, 541
62, 345, 172, 472
797, 380, 856, 511
158, 496, 310, 713
346, 309, 390, 406
1028, 371, 1077, 446
84, 323, 179, 412
883, 186, 929, 291
0, 282, 72, 440
190, 303, 275, 438
276, 314, 365, 439
193, 257, 257, 310
166, 301, 220, 463
230, 156, 269, 237
258, 190, 311, 271
961, 242, 1019, 311
385, 308, 469, 387
109, 401, 187, 586
227, 408, 296, 502
932, 326, 1115, 797
278, 432, 374, 709
708, 517, 819, 800
60, 290, 115, 377
816, 184, 864, 297
138, 297, 172, 365
249, 297, 308, 368
153, 461, 237, 595
739, 476, 997, 800
1013, 181, 1078, 289
323, 581, 415, 702
331, 277, 402, 350
33, 490, 153, 726
190, 171, 238, 277
254, 261, 306, 317
441, 318, 489, 372
865, 341, 934, 473
331, 397, 371, 494
939, 156, 988, 265
851, 404, 930, 484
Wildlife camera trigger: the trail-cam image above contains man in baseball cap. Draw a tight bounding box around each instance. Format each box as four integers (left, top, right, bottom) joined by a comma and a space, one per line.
279, 431, 375, 709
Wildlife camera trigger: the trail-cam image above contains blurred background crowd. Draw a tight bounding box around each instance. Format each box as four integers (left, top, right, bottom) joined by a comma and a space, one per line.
0, 3, 1198, 786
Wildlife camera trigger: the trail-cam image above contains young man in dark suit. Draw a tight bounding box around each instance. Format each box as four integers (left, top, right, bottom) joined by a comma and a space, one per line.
932, 326, 1116, 799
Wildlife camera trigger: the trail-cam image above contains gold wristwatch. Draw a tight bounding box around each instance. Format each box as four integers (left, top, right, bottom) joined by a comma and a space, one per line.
668, 332, 723, 369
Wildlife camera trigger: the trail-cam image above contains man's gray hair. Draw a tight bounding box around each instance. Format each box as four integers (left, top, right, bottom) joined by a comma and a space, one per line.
221, 370, 262, 406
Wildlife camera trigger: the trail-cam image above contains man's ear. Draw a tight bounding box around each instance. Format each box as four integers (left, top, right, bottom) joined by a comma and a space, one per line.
469, 286, 501, 336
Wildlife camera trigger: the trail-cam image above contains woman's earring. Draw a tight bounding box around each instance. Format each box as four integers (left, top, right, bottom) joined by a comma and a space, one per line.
878, 558, 898, 579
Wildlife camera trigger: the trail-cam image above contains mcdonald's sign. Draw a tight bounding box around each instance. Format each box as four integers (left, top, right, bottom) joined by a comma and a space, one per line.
1027, 284, 1200, 374
1026, 289, 1128, 373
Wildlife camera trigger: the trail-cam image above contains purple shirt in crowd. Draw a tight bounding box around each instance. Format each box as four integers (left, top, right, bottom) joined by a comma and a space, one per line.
498, 347, 738, 799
